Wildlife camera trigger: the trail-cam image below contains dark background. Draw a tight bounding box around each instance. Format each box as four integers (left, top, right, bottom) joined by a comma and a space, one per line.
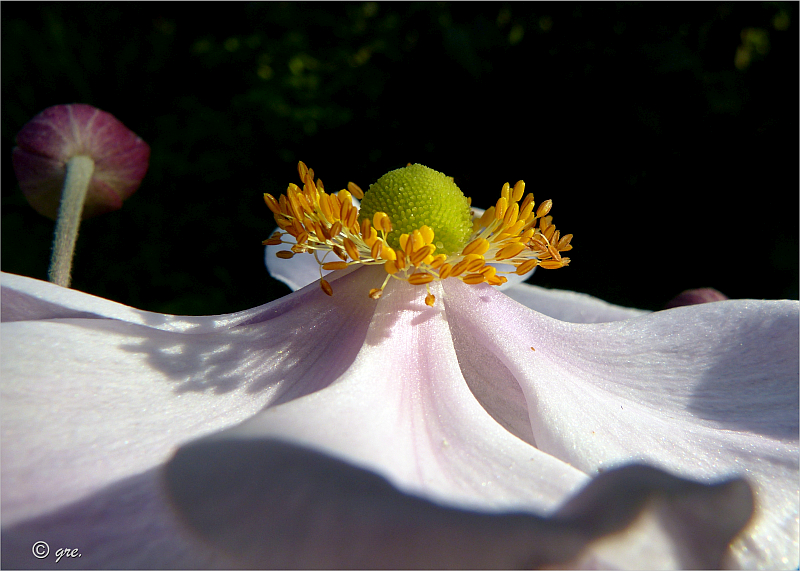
3, 2, 797, 315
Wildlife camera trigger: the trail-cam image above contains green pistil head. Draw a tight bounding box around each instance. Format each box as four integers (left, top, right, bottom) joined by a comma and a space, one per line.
359, 164, 472, 255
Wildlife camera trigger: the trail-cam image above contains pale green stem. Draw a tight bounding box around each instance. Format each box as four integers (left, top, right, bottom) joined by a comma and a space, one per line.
48, 155, 95, 287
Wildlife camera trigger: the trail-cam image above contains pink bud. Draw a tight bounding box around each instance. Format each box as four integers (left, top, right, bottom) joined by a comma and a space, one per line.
665, 288, 729, 309
12, 104, 150, 220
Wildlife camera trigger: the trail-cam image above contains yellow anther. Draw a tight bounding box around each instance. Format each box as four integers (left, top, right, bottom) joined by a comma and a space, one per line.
479, 265, 497, 279
369, 288, 383, 300
263, 193, 281, 215
318, 193, 334, 222
504, 219, 526, 236
503, 202, 519, 227
411, 229, 425, 251
322, 261, 349, 270
536, 199, 553, 218
320, 278, 333, 296
384, 260, 399, 274
540, 259, 566, 269
276, 250, 295, 259
296, 191, 313, 215
462, 273, 486, 285
438, 263, 453, 279
338, 189, 353, 207
380, 245, 397, 261
466, 258, 485, 272
296, 231, 309, 245
501, 182, 510, 202
298, 161, 309, 181
558, 234, 573, 251
334, 245, 348, 261
462, 237, 490, 256
373, 212, 389, 233
419, 225, 435, 244
363, 226, 379, 247
408, 272, 434, 285
395, 250, 408, 270
315, 221, 331, 242
429, 254, 447, 268
287, 191, 303, 220
520, 193, 534, 212
547, 244, 562, 261
512, 181, 525, 202
303, 176, 317, 197
479, 206, 495, 228
496, 242, 527, 260
450, 259, 470, 277
343, 237, 360, 261
425, 293, 436, 307
411, 244, 435, 267
328, 193, 341, 217
494, 197, 508, 220
345, 204, 359, 230
399, 233, 414, 255
348, 181, 365, 200
370, 240, 383, 260
340, 200, 353, 225
379, 214, 392, 233
329, 221, 343, 239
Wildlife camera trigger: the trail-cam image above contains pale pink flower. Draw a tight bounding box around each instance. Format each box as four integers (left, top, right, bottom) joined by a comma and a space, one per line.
1, 261, 796, 568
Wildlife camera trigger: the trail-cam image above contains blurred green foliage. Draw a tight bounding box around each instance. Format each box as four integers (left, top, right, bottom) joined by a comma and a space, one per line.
2, 2, 797, 314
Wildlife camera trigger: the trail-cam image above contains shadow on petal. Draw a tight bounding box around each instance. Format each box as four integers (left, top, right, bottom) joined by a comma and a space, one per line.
165, 439, 753, 570
1, 468, 238, 570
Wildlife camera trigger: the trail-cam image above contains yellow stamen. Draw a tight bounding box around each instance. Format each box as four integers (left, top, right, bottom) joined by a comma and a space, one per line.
343, 238, 360, 261
264, 162, 571, 306
320, 278, 333, 296
408, 272, 434, 285
348, 181, 364, 200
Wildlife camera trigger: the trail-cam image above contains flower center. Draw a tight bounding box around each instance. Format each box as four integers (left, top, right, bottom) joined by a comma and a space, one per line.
263, 161, 572, 306
359, 164, 472, 256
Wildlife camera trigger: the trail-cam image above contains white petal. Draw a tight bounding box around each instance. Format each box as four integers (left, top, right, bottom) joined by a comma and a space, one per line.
1, 468, 238, 569
163, 272, 756, 568
195, 267, 588, 513
503, 281, 649, 323
265, 238, 332, 291
442, 279, 800, 568
166, 440, 753, 569
1, 270, 376, 525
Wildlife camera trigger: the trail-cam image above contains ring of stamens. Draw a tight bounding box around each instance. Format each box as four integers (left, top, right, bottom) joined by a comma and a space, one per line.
263, 161, 572, 306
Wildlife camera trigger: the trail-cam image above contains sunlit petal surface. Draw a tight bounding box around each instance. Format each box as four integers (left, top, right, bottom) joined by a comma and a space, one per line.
1, 269, 797, 568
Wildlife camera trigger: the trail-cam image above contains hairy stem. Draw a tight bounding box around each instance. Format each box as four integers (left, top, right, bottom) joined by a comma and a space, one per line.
48, 155, 94, 287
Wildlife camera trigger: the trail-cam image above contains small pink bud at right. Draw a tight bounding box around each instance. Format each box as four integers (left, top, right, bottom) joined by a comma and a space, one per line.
665, 288, 729, 309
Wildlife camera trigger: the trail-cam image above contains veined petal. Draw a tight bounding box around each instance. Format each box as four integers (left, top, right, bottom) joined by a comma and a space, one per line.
0, 271, 377, 525
164, 273, 756, 568
182, 268, 588, 513
442, 279, 800, 568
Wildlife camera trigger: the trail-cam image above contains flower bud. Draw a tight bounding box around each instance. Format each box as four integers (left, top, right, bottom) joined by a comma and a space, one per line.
12, 104, 150, 220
